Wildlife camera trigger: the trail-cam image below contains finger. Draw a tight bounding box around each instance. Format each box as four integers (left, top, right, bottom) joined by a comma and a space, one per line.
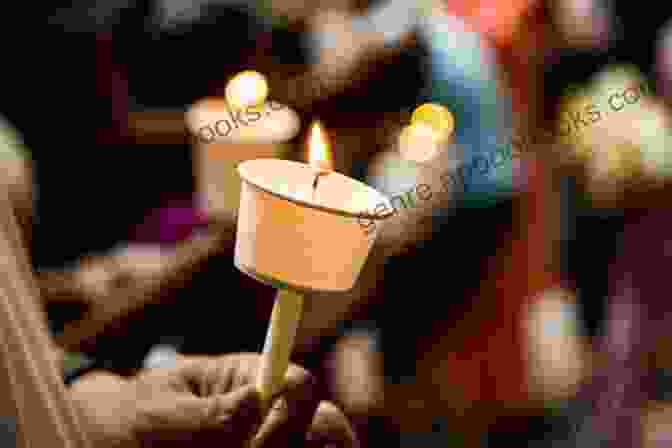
69, 370, 128, 395
181, 353, 253, 397
135, 384, 262, 445
305, 402, 358, 448
213, 353, 252, 393
251, 364, 320, 448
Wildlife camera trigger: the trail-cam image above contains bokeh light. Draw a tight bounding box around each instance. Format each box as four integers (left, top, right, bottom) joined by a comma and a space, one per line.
410, 103, 455, 143
398, 122, 442, 163
565, 65, 672, 189
526, 288, 585, 399
225, 70, 269, 111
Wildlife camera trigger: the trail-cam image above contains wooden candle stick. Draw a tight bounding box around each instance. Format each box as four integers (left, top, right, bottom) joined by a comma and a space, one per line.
256, 288, 304, 403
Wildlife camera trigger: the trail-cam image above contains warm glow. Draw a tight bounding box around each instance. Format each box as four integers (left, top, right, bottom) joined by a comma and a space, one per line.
398, 123, 441, 163
308, 120, 333, 171
225, 70, 269, 110
410, 103, 454, 142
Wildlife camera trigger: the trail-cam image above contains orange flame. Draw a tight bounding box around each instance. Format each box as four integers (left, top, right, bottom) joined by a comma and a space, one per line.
307, 121, 333, 172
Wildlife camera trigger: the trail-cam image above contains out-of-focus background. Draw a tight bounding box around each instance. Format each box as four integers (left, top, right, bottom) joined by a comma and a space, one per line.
3, 0, 672, 446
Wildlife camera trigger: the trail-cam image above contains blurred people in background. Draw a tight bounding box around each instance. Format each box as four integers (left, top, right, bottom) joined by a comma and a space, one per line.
0, 109, 357, 448
0, 0, 288, 367
316, 2, 569, 447
7, 0, 672, 447
542, 1, 672, 446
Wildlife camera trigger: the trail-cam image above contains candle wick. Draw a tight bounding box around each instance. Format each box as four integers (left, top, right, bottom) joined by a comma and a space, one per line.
312, 174, 320, 202
311, 171, 329, 202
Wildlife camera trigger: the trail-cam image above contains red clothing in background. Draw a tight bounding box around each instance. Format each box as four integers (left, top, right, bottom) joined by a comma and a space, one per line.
412, 156, 558, 419
477, 155, 559, 407
441, 0, 536, 46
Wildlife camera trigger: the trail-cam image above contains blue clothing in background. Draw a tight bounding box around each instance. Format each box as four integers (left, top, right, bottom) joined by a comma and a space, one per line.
418, 13, 515, 203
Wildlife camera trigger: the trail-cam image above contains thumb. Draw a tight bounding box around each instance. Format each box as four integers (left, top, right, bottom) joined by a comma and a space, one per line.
135, 385, 263, 444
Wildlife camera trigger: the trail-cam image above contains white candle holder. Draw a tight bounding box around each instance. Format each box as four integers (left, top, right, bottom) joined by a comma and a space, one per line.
235, 158, 391, 292
235, 158, 391, 404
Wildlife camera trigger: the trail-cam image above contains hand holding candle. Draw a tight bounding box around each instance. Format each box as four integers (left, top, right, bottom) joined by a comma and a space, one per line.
255, 122, 334, 405
234, 121, 392, 409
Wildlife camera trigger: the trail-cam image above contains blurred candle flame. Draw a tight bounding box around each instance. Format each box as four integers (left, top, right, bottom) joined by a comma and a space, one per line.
225, 70, 269, 110
398, 123, 441, 163
308, 120, 333, 172
410, 103, 454, 143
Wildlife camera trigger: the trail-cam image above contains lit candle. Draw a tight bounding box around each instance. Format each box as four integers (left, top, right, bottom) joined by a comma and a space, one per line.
187, 71, 301, 145
410, 102, 455, 143
186, 71, 300, 221
398, 102, 455, 164
235, 123, 392, 408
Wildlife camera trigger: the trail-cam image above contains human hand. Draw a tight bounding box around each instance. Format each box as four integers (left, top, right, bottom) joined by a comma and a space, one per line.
70, 353, 357, 448
40, 245, 169, 308
38, 246, 171, 345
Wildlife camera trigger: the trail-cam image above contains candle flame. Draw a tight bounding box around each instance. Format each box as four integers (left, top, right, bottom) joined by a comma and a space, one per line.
226, 70, 269, 110
410, 103, 454, 143
308, 121, 333, 171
